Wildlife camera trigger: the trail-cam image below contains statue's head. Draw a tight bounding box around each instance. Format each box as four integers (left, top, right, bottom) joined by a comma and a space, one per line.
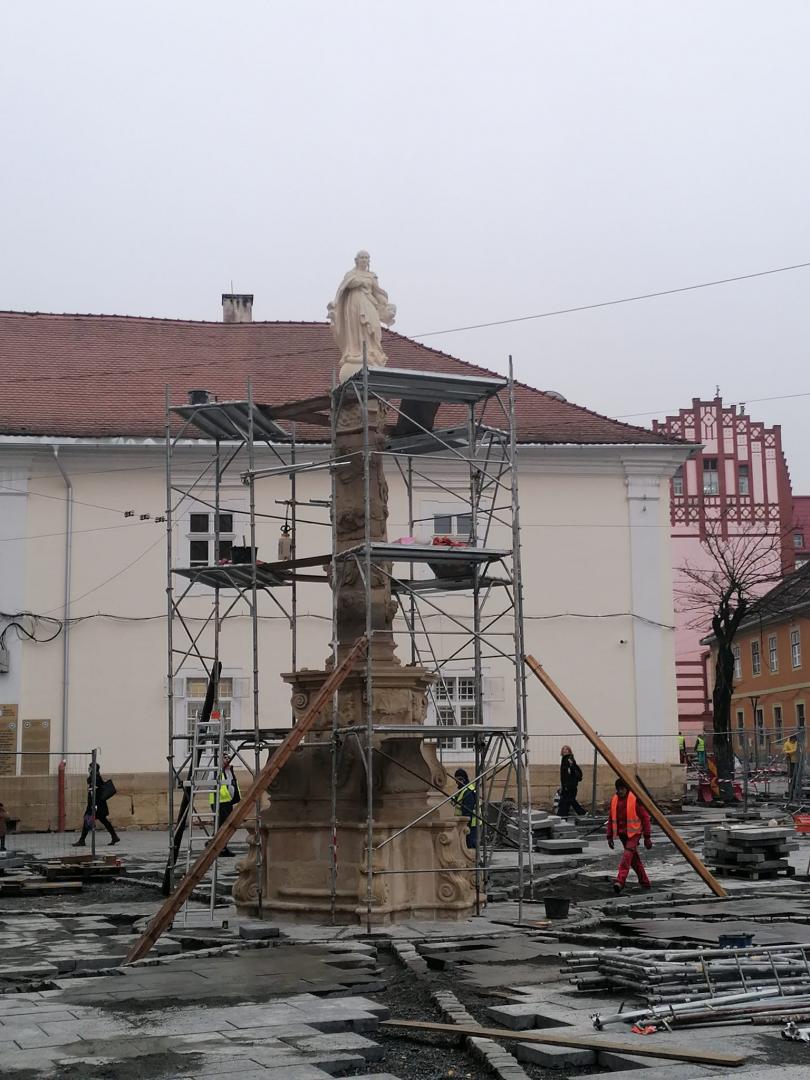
354, 250, 371, 271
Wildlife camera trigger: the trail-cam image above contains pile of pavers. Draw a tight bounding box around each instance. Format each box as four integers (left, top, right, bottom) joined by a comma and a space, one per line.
703, 822, 798, 880
505, 810, 587, 854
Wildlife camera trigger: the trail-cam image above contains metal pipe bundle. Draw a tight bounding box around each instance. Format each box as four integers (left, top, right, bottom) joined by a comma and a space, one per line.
565, 943, 810, 1012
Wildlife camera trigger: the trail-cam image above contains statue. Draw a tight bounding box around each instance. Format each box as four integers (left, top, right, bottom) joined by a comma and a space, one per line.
328, 251, 396, 381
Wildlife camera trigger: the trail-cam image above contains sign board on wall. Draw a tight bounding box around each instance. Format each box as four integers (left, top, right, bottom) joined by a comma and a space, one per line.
21, 719, 51, 775
0, 705, 18, 775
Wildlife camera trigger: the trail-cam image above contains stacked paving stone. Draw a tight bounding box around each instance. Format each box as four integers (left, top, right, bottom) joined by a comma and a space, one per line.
432, 989, 531, 1080
505, 810, 586, 853
703, 823, 797, 880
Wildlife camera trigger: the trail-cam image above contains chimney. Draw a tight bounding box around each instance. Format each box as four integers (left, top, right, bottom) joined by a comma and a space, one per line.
221, 293, 253, 323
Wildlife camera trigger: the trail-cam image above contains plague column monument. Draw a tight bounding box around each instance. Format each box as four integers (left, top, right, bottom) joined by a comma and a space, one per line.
235, 253, 476, 923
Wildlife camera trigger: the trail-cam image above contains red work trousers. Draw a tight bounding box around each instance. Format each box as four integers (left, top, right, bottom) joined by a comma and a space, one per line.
615, 834, 650, 887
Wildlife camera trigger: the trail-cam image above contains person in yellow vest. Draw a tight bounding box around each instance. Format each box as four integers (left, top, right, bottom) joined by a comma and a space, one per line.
606, 779, 652, 894
695, 734, 707, 769
452, 768, 479, 849
209, 755, 241, 858
678, 734, 686, 764
784, 736, 799, 784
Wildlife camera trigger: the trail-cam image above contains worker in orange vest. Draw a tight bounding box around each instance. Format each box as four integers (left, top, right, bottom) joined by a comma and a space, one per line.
606, 778, 652, 894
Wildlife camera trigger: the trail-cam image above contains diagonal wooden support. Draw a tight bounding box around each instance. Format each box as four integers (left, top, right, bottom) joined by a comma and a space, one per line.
125, 635, 368, 963
524, 654, 727, 898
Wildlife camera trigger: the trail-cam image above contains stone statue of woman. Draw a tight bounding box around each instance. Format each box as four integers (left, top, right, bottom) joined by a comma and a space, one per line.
328, 251, 396, 382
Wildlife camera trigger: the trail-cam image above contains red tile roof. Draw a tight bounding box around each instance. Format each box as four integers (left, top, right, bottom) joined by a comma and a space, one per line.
0, 311, 680, 445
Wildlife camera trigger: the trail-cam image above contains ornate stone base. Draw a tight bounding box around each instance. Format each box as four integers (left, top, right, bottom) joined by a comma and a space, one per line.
235, 664, 478, 925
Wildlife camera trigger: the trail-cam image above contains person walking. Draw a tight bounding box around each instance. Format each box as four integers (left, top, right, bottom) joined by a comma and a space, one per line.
451, 768, 479, 849
0, 801, 9, 852
606, 779, 652, 894
558, 745, 586, 818
209, 755, 241, 857
72, 762, 120, 847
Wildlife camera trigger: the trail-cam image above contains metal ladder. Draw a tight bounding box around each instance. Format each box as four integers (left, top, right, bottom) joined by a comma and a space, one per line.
181, 708, 226, 923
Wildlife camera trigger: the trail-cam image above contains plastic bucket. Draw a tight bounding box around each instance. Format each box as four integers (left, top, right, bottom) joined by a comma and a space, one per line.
543, 897, 571, 919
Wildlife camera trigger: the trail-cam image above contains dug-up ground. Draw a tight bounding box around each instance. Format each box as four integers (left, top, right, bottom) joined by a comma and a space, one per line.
2, 806, 810, 1080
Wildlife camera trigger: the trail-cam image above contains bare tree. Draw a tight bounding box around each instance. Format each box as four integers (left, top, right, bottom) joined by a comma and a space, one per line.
678, 521, 786, 801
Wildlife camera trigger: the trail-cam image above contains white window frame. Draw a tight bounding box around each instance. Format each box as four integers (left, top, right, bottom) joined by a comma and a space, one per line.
431, 510, 475, 542
738, 464, 750, 496
186, 508, 236, 568
751, 639, 761, 677
171, 670, 247, 738
768, 634, 779, 674
672, 467, 684, 496
732, 644, 741, 680
427, 670, 504, 755
703, 457, 719, 496
791, 628, 801, 670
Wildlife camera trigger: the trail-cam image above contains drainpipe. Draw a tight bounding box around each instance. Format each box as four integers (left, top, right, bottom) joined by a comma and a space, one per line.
52, 447, 72, 759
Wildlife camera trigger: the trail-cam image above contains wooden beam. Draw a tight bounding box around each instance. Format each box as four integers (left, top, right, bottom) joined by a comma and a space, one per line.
124, 635, 368, 964
523, 654, 727, 899
382, 1019, 746, 1067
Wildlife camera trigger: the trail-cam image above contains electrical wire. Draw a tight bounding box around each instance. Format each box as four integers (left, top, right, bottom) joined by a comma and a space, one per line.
40, 534, 165, 614
412, 260, 810, 338
0, 611, 63, 648
615, 389, 810, 421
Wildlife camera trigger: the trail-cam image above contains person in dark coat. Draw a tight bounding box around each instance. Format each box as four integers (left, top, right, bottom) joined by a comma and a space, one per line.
451, 768, 479, 849
558, 745, 587, 818
72, 763, 119, 846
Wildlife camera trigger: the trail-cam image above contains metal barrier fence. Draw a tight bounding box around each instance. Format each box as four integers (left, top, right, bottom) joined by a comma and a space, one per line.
0, 751, 95, 860
530, 732, 682, 766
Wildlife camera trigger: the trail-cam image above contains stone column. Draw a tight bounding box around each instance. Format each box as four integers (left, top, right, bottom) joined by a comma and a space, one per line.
236, 385, 477, 924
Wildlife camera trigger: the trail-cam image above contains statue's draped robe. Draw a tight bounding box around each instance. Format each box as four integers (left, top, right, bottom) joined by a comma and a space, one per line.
331, 269, 390, 368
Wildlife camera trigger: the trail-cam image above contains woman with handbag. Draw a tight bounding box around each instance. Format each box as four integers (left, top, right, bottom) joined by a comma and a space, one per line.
72, 762, 120, 846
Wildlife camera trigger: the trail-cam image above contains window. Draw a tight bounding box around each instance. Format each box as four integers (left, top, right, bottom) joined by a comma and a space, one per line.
434, 675, 480, 751
751, 639, 761, 676
768, 634, 778, 674
736, 709, 745, 731
702, 457, 719, 496
774, 705, 783, 742
433, 512, 473, 540
732, 644, 741, 680
795, 532, 805, 550
188, 511, 234, 567
738, 464, 750, 496
755, 707, 765, 746
791, 628, 802, 669
185, 676, 233, 736
797, 702, 806, 729
672, 467, 684, 496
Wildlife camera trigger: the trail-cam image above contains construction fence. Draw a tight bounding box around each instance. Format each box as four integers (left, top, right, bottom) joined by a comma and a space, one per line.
0, 751, 93, 859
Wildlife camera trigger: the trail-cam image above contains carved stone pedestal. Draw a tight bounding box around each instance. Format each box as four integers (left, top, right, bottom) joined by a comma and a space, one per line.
235, 664, 476, 924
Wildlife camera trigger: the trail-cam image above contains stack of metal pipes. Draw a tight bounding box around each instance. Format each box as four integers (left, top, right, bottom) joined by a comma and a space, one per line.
563, 943, 810, 1007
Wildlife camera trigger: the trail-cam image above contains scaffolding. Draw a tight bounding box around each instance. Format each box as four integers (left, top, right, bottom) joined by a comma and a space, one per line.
164, 356, 532, 925
164, 385, 310, 916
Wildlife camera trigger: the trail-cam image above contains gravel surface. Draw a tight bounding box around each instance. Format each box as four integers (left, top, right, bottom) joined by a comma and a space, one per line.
367, 950, 606, 1079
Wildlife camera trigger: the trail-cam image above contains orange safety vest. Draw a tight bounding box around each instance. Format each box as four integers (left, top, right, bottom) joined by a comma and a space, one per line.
610, 791, 641, 839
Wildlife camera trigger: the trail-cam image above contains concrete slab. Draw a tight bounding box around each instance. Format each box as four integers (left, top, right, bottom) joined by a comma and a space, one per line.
515, 1040, 596, 1066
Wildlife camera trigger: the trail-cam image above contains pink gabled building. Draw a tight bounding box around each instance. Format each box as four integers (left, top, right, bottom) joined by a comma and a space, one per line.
794, 497, 810, 570
652, 398, 796, 738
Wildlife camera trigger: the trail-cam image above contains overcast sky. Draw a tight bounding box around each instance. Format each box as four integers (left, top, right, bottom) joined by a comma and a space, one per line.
2, 2, 808, 486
